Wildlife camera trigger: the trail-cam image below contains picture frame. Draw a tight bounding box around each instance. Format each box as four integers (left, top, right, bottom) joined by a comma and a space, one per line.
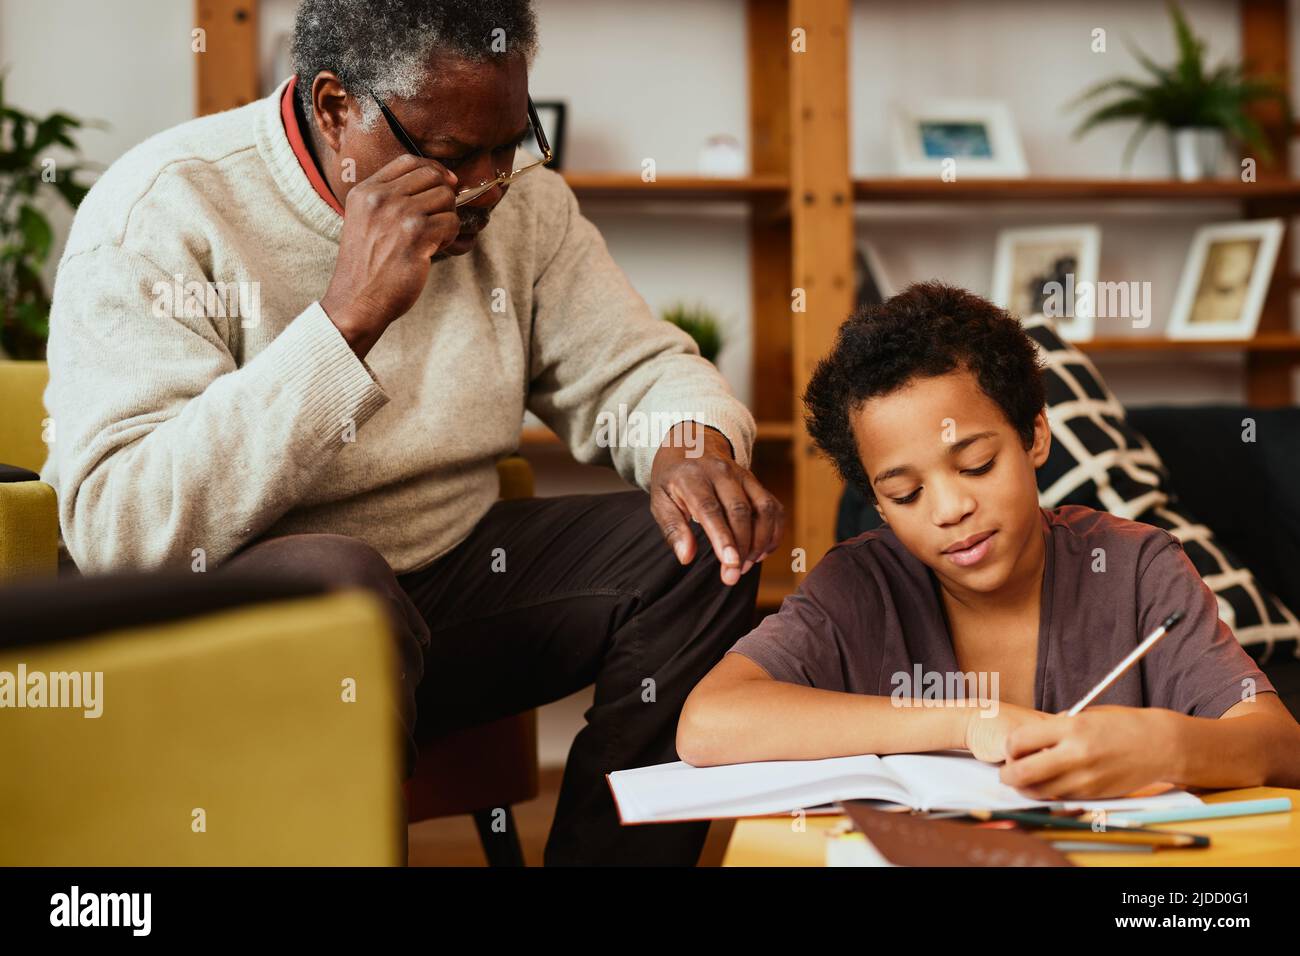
529, 100, 567, 172
891, 99, 1028, 179
992, 225, 1101, 341
1167, 219, 1285, 340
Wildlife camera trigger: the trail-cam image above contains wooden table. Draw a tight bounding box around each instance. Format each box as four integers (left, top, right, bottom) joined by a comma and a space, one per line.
720, 787, 1300, 867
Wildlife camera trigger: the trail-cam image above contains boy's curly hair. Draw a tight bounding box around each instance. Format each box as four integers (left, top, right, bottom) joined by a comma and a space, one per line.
803, 281, 1046, 501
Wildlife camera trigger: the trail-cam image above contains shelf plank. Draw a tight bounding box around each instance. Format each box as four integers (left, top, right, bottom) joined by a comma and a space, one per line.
1077, 334, 1300, 353
853, 178, 1300, 203
563, 172, 789, 201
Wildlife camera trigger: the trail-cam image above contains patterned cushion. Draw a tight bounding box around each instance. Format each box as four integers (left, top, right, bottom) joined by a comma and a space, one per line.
1022, 315, 1300, 655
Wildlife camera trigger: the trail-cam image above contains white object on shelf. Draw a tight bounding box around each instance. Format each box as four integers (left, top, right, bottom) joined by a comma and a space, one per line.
698, 135, 745, 177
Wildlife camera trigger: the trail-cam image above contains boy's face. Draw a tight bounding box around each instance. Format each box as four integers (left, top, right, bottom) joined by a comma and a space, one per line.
850, 366, 1051, 599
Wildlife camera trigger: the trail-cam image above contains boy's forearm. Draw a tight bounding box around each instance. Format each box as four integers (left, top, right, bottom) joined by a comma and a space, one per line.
678, 679, 976, 766
1168, 711, 1300, 789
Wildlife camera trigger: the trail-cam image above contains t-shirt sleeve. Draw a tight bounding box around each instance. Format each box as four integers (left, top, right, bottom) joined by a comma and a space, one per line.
1138, 536, 1276, 718
726, 545, 881, 692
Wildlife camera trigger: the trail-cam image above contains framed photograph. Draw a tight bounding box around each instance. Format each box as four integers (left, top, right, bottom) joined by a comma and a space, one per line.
1167, 219, 1285, 340
891, 99, 1028, 178
528, 100, 567, 172
992, 225, 1101, 340
854, 241, 895, 309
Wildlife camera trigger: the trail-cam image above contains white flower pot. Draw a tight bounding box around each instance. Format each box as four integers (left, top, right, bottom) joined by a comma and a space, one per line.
1168, 127, 1226, 181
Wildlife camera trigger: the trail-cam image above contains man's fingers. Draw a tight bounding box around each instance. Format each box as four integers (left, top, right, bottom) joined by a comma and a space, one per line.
371, 152, 428, 182
650, 488, 695, 565
404, 211, 461, 259
711, 474, 754, 571
408, 183, 459, 213
742, 471, 784, 563
672, 478, 742, 583
390, 160, 459, 197
373, 152, 458, 187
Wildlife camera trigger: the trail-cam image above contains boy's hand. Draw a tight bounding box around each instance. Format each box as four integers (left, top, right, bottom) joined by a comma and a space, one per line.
963, 702, 1056, 763
998, 706, 1181, 799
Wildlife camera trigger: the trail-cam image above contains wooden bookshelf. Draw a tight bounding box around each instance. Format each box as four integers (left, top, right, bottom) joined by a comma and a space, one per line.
563, 173, 789, 203
1077, 335, 1300, 354
854, 178, 1300, 203
196, 0, 1298, 610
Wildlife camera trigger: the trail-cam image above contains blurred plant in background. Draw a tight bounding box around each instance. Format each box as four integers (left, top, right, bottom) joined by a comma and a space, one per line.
1068, 0, 1289, 177
662, 302, 723, 365
0, 74, 98, 359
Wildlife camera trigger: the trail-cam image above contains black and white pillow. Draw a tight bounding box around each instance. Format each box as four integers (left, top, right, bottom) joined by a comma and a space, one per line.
1023, 315, 1300, 654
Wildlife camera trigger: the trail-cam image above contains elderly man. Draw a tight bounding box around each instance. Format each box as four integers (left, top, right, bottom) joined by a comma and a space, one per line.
41, 0, 782, 865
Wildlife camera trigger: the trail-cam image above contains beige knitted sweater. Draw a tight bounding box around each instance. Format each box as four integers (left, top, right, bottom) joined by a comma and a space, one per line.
41, 78, 754, 574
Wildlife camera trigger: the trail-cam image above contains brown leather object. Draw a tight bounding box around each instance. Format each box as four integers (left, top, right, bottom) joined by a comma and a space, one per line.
405, 711, 540, 819
843, 802, 1075, 867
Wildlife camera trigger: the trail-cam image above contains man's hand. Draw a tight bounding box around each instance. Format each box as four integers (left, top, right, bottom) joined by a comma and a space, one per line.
649, 422, 783, 586
998, 706, 1181, 799
962, 701, 1056, 763
320, 154, 463, 358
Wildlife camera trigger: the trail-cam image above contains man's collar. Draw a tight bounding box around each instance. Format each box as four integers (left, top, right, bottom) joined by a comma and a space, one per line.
280, 75, 344, 215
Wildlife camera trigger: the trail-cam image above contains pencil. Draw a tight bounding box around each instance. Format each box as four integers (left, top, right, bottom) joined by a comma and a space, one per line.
1050, 841, 1155, 854
1037, 828, 1208, 848
965, 809, 1142, 831
964, 809, 1210, 847
1065, 611, 1183, 715
1091, 797, 1292, 827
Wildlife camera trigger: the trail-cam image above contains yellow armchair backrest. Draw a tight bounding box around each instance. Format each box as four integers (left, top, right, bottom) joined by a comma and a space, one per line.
0, 359, 50, 473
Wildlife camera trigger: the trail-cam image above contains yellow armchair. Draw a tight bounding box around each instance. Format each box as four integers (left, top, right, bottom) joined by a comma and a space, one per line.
0, 360, 57, 581
0, 359, 540, 865
0, 584, 404, 865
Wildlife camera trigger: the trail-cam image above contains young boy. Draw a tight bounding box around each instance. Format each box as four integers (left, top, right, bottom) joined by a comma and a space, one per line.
678, 282, 1300, 799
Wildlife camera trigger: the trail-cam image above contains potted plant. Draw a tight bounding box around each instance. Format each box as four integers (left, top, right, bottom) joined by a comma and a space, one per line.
1067, 1, 1289, 181
0, 73, 96, 361
662, 302, 723, 364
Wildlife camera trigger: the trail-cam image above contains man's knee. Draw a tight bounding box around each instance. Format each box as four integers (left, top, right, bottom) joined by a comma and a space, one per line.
224, 532, 398, 593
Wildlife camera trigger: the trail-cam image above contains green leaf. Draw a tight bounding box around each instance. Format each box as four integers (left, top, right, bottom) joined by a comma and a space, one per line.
17, 204, 52, 263
1124, 38, 1172, 86
15, 299, 48, 337
1073, 99, 1152, 139
1169, 1, 1206, 85
52, 174, 89, 208
1121, 118, 1156, 168
1068, 0, 1288, 148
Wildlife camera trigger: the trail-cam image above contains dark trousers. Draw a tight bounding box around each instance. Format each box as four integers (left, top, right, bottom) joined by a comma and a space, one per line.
220, 489, 761, 865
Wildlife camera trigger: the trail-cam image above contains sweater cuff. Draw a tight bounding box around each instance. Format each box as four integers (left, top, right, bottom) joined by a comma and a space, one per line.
263, 301, 389, 441
634, 399, 756, 488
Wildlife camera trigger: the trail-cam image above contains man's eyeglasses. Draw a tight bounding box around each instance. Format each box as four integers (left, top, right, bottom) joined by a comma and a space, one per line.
367, 89, 553, 206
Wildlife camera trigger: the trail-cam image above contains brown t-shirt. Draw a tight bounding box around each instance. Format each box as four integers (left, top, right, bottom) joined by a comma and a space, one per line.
730, 505, 1274, 717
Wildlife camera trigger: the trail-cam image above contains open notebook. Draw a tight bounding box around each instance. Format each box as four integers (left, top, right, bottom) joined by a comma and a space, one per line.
607, 752, 1202, 824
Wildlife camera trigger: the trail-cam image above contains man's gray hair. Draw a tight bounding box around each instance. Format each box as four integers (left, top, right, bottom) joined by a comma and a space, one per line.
290, 0, 538, 130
